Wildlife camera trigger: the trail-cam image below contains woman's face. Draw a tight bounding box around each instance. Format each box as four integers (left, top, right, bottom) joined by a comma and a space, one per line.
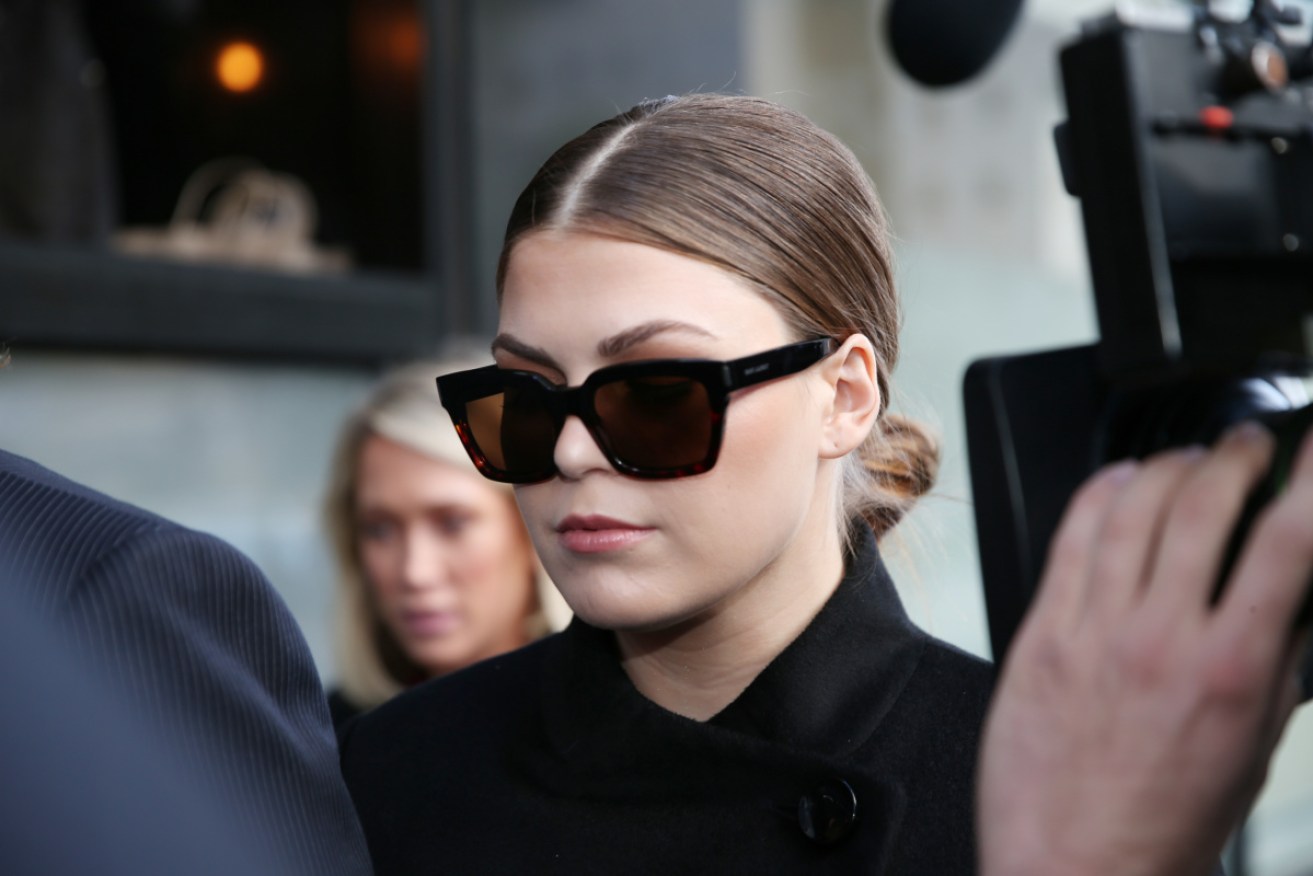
497, 231, 839, 634
354, 434, 537, 677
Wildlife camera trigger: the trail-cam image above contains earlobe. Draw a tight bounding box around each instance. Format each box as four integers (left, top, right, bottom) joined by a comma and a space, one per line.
820, 335, 881, 460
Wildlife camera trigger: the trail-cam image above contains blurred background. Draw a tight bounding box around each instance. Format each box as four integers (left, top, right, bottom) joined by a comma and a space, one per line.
0, 0, 1308, 871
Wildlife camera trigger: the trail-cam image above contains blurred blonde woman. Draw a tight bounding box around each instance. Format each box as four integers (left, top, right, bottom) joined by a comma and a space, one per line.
323, 359, 569, 727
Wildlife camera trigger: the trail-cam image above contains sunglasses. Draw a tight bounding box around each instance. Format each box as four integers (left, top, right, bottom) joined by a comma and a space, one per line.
436, 337, 836, 484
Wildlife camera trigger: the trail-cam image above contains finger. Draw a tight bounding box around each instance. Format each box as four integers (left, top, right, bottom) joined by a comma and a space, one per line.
1083, 447, 1207, 621
1028, 460, 1140, 631
1141, 422, 1276, 622
1213, 426, 1313, 668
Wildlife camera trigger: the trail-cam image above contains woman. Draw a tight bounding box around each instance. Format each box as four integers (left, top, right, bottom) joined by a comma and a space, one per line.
339, 96, 1313, 874
323, 360, 569, 727
341, 94, 988, 872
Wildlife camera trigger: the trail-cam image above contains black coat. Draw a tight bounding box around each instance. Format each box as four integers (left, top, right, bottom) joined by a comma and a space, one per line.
0, 450, 373, 876
341, 526, 996, 874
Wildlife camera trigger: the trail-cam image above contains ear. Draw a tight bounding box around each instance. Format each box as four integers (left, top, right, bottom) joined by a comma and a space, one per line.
817, 334, 881, 460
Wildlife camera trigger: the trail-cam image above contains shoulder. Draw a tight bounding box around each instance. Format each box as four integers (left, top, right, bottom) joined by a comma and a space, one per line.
340, 634, 560, 819
874, 631, 995, 811
0, 451, 373, 874
1, 450, 201, 602
853, 634, 995, 873
0, 450, 281, 618
915, 634, 996, 701
340, 635, 565, 870
345, 633, 558, 758
0, 449, 173, 536
900, 632, 996, 736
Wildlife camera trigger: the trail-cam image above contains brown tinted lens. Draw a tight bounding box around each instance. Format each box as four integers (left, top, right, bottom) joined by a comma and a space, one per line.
498, 382, 560, 474
465, 394, 509, 469
465, 384, 560, 476
593, 375, 713, 469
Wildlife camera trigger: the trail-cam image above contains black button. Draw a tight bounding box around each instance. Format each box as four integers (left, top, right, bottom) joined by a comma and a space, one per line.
797, 779, 858, 844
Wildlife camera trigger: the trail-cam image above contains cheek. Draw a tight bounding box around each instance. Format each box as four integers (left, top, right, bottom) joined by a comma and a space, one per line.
358, 539, 401, 598
457, 518, 533, 601
672, 390, 822, 553
718, 388, 819, 500
512, 487, 553, 546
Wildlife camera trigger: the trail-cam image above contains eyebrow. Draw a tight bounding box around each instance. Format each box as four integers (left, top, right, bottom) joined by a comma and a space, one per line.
492, 320, 718, 367
489, 333, 560, 370
596, 320, 718, 357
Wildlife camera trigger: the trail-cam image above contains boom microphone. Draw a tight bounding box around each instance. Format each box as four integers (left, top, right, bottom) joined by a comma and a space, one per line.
884, 0, 1025, 87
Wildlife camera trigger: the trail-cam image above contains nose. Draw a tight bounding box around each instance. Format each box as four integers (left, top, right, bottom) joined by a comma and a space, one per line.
399, 527, 451, 591
553, 415, 613, 480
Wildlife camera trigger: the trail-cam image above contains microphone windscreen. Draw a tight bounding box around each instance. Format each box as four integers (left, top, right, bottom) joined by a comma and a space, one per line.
885, 0, 1025, 87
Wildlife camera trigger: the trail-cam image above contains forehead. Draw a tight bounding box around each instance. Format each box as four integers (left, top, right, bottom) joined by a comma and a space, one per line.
497, 232, 790, 356
355, 435, 501, 507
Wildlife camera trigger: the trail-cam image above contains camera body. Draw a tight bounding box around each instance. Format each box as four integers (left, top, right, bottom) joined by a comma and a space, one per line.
964, 3, 1313, 673
1062, 3, 1312, 379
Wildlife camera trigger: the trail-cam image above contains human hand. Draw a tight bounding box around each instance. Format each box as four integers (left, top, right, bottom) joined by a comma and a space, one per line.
977, 422, 1313, 876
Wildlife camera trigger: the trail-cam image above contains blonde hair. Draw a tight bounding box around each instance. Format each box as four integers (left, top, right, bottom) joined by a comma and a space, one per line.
497, 94, 938, 541
324, 358, 570, 710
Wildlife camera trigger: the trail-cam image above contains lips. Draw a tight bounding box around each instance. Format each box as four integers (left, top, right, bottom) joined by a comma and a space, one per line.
555, 514, 654, 553
400, 609, 461, 637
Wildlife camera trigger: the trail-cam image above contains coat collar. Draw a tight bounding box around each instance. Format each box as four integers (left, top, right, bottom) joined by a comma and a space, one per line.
538, 525, 929, 771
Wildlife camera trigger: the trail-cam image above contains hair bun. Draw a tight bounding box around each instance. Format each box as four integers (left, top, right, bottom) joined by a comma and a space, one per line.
855, 413, 940, 537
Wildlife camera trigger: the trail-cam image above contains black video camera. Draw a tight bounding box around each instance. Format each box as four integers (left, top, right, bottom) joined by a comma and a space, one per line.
964, 0, 1313, 689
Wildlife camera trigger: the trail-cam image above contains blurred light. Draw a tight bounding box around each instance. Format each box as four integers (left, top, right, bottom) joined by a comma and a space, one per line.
386, 15, 424, 75
354, 9, 425, 83
216, 41, 264, 93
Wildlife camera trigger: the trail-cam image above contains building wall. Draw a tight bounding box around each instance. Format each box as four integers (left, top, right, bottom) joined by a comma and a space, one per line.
0, 352, 375, 673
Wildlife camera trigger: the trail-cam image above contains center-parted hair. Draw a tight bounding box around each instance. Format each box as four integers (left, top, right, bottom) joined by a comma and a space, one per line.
496, 93, 938, 539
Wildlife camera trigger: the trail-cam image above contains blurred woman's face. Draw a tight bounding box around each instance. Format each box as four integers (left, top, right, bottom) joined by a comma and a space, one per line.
354, 434, 537, 677
497, 231, 837, 634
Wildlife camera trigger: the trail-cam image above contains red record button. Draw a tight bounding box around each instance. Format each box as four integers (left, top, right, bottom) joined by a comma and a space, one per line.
1199, 105, 1234, 132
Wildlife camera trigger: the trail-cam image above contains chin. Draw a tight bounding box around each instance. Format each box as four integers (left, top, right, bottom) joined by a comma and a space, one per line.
559, 588, 702, 634
410, 645, 470, 678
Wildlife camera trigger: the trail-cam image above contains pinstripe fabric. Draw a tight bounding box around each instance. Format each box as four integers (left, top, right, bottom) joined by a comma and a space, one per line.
0, 450, 373, 876
1, 588, 287, 875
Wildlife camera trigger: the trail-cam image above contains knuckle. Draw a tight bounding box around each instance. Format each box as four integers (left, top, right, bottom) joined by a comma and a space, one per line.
1143, 446, 1204, 480
1048, 467, 1133, 561
1099, 504, 1146, 549
1200, 642, 1265, 705
1256, 501, 1313, 555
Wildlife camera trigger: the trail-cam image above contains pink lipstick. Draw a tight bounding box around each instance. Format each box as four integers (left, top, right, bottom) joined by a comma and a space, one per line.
401, 610, 461, 637
555, 514, 653, 553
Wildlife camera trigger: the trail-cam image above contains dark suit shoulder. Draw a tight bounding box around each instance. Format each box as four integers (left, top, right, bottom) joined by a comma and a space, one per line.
0, 450, 373, 875
0, 449, 174, 530
1, 452, 286, 621
1, 450, 181, 606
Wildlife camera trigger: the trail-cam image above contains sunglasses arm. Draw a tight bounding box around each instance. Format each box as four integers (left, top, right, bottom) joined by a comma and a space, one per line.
726, 338, 836, 391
